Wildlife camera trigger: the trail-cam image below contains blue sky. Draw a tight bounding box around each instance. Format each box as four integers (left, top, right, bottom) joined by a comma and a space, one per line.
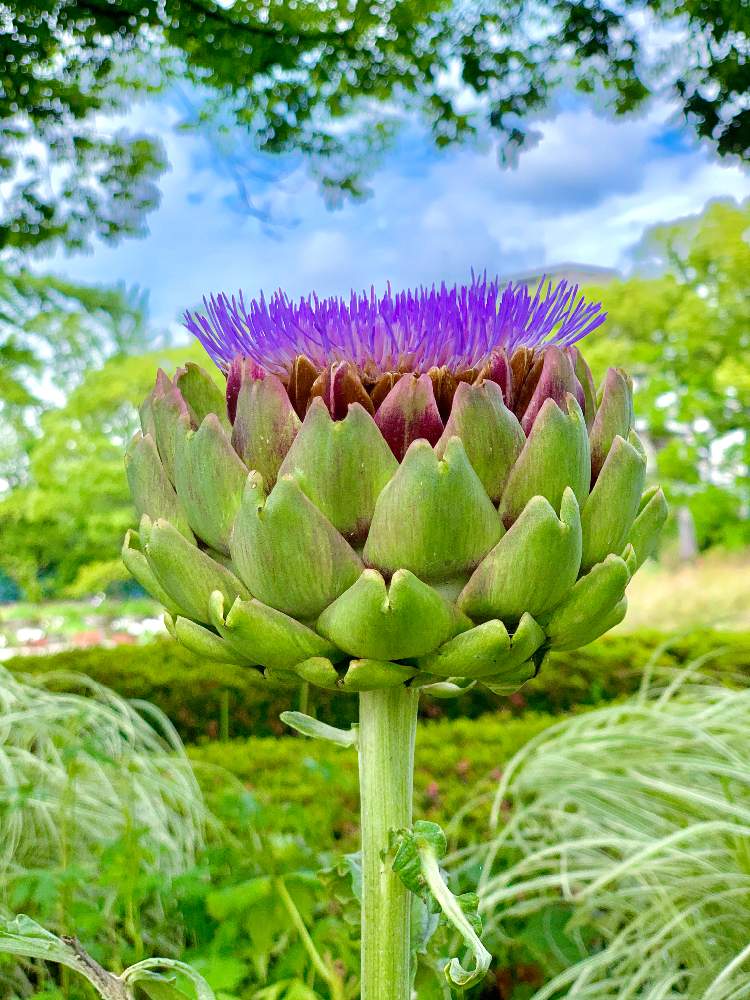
52, 95, 750, 337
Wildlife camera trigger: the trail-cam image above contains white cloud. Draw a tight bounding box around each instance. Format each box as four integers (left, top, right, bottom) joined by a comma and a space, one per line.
49, 97, 750, 329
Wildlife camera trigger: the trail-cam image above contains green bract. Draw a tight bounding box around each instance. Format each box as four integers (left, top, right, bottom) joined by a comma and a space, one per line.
123, 351, 667, 697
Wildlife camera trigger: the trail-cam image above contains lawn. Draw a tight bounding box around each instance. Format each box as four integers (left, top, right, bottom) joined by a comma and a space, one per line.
617, 550, 750, 632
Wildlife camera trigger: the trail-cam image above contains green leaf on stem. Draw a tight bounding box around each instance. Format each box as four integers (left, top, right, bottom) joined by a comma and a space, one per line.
0, 915, 215, 1000
391, 822, 491, 989
280, 710, 358, 747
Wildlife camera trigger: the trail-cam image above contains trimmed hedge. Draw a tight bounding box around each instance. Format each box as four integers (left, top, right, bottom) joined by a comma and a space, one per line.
189, 711, 560, 851
5, 628, 749, 743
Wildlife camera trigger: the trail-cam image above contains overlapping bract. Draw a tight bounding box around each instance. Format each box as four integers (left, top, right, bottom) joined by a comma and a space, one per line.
123, 334, 667, 699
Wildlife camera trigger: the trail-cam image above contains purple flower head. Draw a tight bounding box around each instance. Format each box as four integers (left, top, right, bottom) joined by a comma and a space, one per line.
184, 274, 606, 378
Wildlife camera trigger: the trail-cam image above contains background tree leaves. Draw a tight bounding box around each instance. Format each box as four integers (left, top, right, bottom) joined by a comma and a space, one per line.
1, 0, 748, 256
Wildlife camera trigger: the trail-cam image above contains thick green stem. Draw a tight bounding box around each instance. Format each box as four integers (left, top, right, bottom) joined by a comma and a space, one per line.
358, 685, 419, 1000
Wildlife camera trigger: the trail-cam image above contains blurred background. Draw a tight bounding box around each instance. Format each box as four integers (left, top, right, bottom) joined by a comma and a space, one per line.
0, 3, 749, 999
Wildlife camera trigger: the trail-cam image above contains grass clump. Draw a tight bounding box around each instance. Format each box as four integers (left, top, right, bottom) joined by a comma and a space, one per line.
0, 665, 207, 987
469, 665, 750, 998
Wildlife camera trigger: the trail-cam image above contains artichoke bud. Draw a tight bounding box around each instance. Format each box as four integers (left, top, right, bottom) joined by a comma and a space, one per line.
589, 367, 634, 481
141, 515, 249, 624
229, 474, 363, 619
317, 568, 471, 661
122, 275, 667, 695
374, 373, 444, 460
435, 380, 525, 502
173, 362, 229, 429
498, 394, 590, 528
628, 486, 668, 568
232, 371, 301, 485
175, 413, 248, 554
125, 432, 194, 541
460, 488, 582, 623
364, 437, 502, 580
279, 398, 397, 542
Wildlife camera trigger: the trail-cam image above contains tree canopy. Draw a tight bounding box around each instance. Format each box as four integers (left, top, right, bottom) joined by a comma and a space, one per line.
0, 342, 213, 598
2, 0, 749, 255
0, 270, 151, 490
585, 198, 750, 550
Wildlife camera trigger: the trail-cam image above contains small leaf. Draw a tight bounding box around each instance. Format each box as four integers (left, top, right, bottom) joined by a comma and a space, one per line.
206, 877, 273, 919
0, 914, 79, 967
122, 958, 215, 1000
392, 820, 447, 896
391, 823, 491, 990
280, 711, 358, 747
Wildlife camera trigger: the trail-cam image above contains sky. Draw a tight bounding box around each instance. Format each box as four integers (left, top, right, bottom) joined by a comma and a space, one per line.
52, 94, 750, 338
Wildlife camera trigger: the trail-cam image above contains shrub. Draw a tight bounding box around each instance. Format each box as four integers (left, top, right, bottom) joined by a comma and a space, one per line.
5, 630, 750, 743
190, 711, 577, 854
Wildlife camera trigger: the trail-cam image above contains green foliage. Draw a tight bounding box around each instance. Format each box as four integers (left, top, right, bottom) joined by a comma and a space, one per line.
0, 269, 150, 489
190, 712, 559, 859
0, 916, 214, 1000
1, 2, 747, 258
0, 665, 206, 996
465, 672, 750, 998
0, 342, 216, 598
585, 198, 750, 550
0, 656, 554, 1000
391, 821, 490, 989
6, 629, 749, 743
8, 649, 750, 999
0, 667, 359, 1000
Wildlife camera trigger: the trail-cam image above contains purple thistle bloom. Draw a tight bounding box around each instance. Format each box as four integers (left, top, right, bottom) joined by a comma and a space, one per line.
184, 274, 606, 376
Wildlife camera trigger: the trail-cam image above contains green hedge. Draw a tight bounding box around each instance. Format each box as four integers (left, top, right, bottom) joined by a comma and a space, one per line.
190, 711, 560, 851
6, 628, 749, 743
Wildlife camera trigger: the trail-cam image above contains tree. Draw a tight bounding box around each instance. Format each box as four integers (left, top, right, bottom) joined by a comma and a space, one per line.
2, 0, 749, 257
0, 343, 214, 598
0, 270, 151, 490
584, 198, 750, 550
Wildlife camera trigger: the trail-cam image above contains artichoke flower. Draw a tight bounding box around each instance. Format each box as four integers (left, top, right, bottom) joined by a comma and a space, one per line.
123, 276, 667, 698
